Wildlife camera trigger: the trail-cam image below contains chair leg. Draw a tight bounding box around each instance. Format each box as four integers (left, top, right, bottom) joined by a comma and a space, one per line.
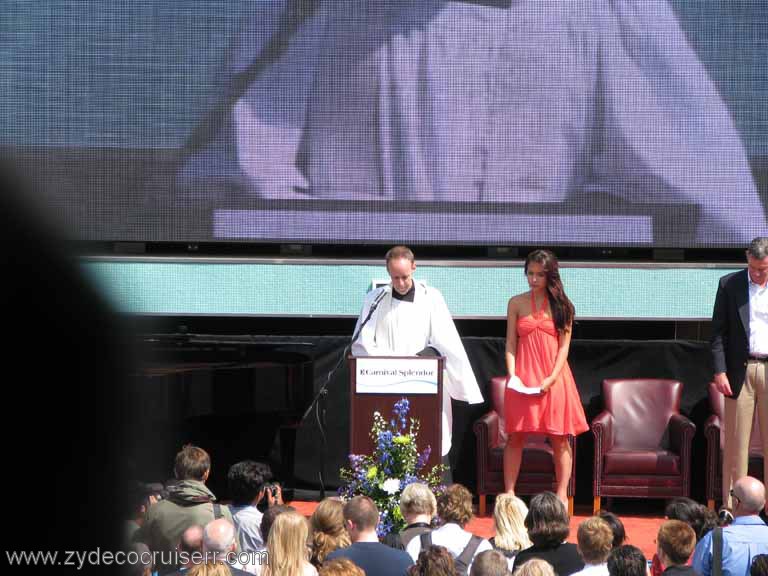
707, 499, 715, 510
568, 496, 574, 517
479, 494, 486, 517
593, 496, 601, 514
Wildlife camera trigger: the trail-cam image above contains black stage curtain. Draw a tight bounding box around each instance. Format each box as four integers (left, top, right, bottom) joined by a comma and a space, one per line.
135, 336, 715, 503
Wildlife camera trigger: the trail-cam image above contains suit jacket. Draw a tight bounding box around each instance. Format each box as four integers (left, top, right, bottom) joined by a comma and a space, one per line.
711, 269, 751, 399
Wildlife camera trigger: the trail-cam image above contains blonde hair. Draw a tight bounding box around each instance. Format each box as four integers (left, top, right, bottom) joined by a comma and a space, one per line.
319, 557, 366, 576
263, 511, 310, 576
577, 517, 614, 564
311, 498, 351, 565
186, 563, 233, 576
399, 483, 437, 518
493, 493, 532, 552
514, 558, 556, 576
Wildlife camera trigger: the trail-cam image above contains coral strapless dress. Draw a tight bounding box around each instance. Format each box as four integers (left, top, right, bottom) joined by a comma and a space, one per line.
505, 293, 588, 436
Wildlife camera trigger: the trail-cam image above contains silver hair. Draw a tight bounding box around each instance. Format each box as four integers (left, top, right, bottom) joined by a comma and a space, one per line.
747, 237, 768, 259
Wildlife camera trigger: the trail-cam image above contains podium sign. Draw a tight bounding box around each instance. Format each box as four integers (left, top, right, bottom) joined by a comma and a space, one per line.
349, 356, 443, 472
355, 357, 439, 395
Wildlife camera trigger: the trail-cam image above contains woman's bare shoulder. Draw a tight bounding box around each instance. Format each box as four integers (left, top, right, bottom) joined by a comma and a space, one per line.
507, 292, 529, 310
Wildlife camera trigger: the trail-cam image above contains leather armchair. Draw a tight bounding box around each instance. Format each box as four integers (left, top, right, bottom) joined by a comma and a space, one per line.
474, 376, 575, 516
704, 381, 764, 509
592, 379, 695, 513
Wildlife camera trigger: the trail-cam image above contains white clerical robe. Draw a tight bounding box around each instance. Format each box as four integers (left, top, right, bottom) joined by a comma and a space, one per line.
351, 281, 484, 455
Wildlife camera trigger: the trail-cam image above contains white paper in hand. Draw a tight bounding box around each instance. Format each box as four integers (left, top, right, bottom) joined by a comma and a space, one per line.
506, 375, 542, 395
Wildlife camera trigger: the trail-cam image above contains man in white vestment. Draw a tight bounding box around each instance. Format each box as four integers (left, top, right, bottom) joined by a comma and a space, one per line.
351, 246, 484, 469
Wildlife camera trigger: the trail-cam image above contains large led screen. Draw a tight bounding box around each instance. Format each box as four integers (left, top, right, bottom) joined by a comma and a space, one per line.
2, 1, 767, 246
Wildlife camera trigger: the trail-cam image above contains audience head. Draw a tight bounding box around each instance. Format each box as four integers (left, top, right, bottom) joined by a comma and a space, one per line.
525, 491, 570, 548
320, 557, 366, 576
400, 482, 437, 522
179, 524, 204, 564
174, 444, 211, 482
409, 544, 457, 576
227, 460, 273, 506
493, 493, 532, 552
515, 558, 556, 576
265, 511, 311, 576
597, 510, 626, 548
311, 498, 351, 564
186, 563, 233, 576
656, 520, 696, 567
751, 555, 768, 576
202, 518, 237, 561
607, 545, 647, 576
437, 484, 474, 527
469, 549, 509, 576
733, 476, 766, 516
577, 517, 614, 565
663, 497, 716, 541
260, 504, 296, 544
343, 496, 379, 539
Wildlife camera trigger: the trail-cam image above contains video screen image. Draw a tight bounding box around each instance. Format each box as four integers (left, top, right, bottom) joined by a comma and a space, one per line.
3, 0, 767, 246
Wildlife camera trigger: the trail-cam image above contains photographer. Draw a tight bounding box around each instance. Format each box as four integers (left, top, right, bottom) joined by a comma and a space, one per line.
228, 461, 283, 554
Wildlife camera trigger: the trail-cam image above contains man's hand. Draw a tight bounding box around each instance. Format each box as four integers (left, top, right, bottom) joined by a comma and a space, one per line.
714, 372, 732, 396
267, 484, 284, 507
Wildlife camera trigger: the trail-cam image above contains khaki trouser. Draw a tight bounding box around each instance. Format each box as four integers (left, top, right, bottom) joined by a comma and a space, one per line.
722, 359, 768, 507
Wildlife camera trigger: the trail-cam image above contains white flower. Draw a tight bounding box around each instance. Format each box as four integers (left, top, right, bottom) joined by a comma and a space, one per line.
382, 478, 400, 495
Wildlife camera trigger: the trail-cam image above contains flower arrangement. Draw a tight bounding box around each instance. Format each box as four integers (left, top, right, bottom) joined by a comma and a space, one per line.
339, 398, 446, 538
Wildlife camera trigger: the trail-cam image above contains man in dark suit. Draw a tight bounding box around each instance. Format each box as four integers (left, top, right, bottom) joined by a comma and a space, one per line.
711, 236, 768, 511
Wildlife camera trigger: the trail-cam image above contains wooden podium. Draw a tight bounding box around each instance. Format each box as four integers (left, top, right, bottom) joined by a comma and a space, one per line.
349, 355, 443, 472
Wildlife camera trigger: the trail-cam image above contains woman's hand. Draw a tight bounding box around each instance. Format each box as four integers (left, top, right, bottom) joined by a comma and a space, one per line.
539, 376, 555, 393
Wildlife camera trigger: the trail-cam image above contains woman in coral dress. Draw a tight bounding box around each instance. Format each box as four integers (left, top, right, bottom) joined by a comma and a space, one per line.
503, 249, 588, 506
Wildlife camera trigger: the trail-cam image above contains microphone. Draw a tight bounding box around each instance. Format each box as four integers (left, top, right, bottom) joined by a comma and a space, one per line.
351, 286, 389, 346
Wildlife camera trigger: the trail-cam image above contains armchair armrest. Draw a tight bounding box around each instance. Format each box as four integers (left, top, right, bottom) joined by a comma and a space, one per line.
591, 411, 614, 455
669, 413, 696, 454
473, 411, 501, 451
704, 414, 722, 449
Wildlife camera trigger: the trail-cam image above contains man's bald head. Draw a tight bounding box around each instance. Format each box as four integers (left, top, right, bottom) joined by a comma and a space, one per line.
203, 518, 236, 560
733, 476, 766, 515
180, 525, 204, 554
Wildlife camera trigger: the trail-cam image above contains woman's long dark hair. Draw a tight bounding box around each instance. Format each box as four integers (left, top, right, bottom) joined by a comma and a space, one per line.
525, 249, 574, 332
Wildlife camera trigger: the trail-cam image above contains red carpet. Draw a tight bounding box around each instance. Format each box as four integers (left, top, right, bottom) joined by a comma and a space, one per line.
289, 502, 661, 559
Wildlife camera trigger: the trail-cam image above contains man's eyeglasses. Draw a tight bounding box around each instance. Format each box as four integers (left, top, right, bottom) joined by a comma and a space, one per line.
730, 489, 741, 505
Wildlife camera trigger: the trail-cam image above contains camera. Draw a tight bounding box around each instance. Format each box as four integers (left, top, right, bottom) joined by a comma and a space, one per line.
265, 483, 279, 499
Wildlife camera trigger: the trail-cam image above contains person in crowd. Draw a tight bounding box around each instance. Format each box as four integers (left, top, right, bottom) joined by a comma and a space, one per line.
326, 496, 413, 576
650, 498, 716, 576
469, 550, 511, 576
571, 517, 614, 576
351, 246, 483, 474
503, 249, 588, 506
410, 545, 459, 576
490, 493, 532, 569
228, 461, 280, 554
186, 563, 237, 576
126, 482, 167, 545
596, 511, 626, 549
515, 559, 557, 576
319, 558, 365, 576
394, 482, 437, 549
514, 492, 584, 576
261, 504, 296, 546
656, 520, 698, 576
165, 524, 204, 575
405, 484, 492, 574
607, 546, 647, 576
310, 498, 351, 567
137, 445, 235, 574
128, 542, 154, 576
710, 237, 768, 511
751, 555, 768, 576
692, 476, 768, 576
262, 510, 318, 576
202, 518, 251, 575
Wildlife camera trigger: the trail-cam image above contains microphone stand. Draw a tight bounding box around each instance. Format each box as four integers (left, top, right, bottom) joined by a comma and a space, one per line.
300, 287, 388, 499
